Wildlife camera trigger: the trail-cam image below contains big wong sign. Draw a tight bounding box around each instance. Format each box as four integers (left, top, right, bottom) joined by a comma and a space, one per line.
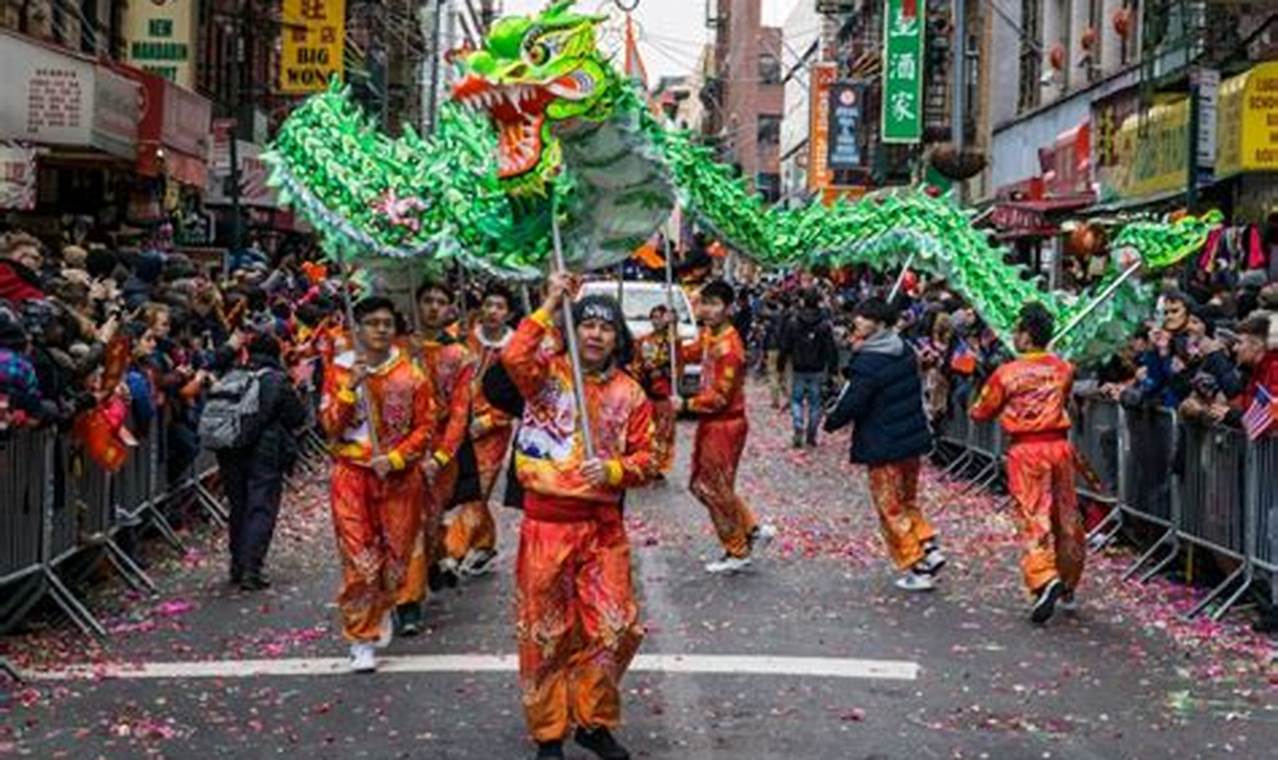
280, 0, 346, 94
880, 0, 925, 144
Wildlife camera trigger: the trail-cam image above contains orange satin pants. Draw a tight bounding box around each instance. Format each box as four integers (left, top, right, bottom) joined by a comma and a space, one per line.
866, 457, 936, 570
1006, 438, 1086, 595
444, 430, 510, 561
516, 515, 643, 742
651, 398, 676, 474
396, 458, 457, 607
689, 416, 758, 558
330, 460, 425, 641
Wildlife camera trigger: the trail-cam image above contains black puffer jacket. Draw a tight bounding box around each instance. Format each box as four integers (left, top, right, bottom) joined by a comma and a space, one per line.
824, 330, 932, 465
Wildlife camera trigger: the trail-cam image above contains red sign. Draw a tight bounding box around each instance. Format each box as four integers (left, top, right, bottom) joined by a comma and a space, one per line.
116, 64, 211, 187
1041, 123, 1091, 197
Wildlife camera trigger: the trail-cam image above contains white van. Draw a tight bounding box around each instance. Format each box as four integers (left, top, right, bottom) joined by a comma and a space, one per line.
577, 279, 701, 397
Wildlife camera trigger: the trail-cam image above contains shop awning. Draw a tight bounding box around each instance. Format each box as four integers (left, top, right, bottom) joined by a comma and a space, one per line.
115, 65, 212, 188
0, 29, 139, 160
985, 194, 1096, 238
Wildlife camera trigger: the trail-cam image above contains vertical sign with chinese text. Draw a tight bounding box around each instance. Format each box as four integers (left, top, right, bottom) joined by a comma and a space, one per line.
807, 62, 837, 192
281, 0, 346, 94
827, 81, 865, 170
881, 0, 925, 144
124, 0, 195, 88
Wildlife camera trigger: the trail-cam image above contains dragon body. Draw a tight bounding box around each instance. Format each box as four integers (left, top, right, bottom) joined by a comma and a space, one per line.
265, 0, 1218, 362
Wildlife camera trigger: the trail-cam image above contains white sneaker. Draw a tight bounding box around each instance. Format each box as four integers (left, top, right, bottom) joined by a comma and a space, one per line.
460, 548, 497, 577
919, 547, 947, 575
1057, 589, 1078, 613
750, 524, 777, 552
705, 554, 753, 574
349, 643, 377, 673
894, 571, 936, 592
375, 611, 393, 649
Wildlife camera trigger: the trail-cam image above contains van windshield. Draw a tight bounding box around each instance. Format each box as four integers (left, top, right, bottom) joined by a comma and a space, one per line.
617, 287, 691, 323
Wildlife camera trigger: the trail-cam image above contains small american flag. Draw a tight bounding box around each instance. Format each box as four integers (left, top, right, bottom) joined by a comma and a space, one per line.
1242, 385, 1277, 441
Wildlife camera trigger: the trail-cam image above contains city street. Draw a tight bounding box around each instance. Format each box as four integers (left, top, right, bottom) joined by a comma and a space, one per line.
3, 385, 1276, 759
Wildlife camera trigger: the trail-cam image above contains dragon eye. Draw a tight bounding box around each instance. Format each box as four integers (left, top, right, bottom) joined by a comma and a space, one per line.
522, 32, 559, 67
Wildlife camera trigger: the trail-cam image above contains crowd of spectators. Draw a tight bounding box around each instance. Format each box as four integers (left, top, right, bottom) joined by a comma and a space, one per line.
733, 256, 1278, 440
0, 228, 342, 482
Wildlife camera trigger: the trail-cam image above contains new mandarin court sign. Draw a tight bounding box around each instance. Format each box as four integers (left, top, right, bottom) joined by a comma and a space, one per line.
123, 0, 195, 88
281, 0, 346, 94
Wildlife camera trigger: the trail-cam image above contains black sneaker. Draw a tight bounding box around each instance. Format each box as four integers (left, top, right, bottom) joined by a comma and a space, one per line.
1030, 578, 1063, 625
792, 432, 803, 449
395, 603, 424, 636
574, 727, 630, 760
238, 573, 271, 591
535, 740, 565, 759
427, 564, 445, 593
228, 565, 244, 586
806, 431, 817, 447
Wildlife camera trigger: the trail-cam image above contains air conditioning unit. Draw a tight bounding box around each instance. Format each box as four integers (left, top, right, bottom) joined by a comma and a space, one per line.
817, 0, 861, 15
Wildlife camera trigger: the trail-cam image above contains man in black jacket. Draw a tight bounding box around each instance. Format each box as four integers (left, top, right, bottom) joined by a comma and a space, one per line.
824, 298, 943, 592
778, 290, 838, 448
217, 333, 308, 590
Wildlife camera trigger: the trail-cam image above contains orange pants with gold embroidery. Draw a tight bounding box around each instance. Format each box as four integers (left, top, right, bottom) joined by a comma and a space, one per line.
866, 457, 936, 570
517, 516, 643, 742
1006, 438, 1085, 595
330, 460, 425, 641
652, 398, 676, 474
444, 430, 510, 561
689, 416, 758, 558
396, 460, 455, 607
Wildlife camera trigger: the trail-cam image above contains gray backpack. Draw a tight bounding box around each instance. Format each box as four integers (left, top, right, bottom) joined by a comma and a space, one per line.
199, 369, 269, 451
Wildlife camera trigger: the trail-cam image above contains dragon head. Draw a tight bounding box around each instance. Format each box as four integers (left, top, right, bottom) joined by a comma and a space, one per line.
451, 0, 615, 195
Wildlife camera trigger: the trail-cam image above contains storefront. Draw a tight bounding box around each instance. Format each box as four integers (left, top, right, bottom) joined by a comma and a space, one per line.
1217, 61, 1278, 222
0, 28, 141, 233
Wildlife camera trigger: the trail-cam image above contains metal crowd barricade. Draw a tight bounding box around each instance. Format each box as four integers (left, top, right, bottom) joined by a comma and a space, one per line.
0, 429, 51, 632
1072, 395, 1122, 547
959, 416, 1005, 496
1115, 404, 1182, 583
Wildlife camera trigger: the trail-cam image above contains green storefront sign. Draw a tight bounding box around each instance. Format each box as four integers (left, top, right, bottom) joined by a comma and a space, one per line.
880, 0, 926, 144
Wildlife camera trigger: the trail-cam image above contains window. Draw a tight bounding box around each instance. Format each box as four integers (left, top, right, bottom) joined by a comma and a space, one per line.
1085, 0, 1103, 81
757, 114, 781, 146
759, 52, 781, 84
755, 173, 781, 203
1120, 1, 1139, 65
1018, 0, 1043, 112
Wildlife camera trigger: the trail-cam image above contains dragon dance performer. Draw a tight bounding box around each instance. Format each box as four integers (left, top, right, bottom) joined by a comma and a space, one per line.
503, 273, 657, 760
629, 304, 678, 476
970, 302, 1083, 624
677, 280, 776, 574
392, 280, 476, 635
443, 284, 517, 576
320, 297, 435, 671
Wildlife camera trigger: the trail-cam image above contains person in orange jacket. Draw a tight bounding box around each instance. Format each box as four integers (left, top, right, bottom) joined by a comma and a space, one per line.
503, 273, 657, 760
320, 296, 434, 671
392, 279, 477, 635
676, 280, 776, 574
629, 304, 678, 476
444, 284, 517, 577
970, 302, 1082, 624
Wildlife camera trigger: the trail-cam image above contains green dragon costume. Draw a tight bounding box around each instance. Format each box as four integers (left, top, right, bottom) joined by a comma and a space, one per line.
264, 0, 1220, 362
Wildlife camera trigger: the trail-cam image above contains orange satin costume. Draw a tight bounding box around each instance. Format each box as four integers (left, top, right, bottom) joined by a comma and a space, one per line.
397, 334, 474, 606
320, 347, 434, 642
970, 351, 1084, 596
867, 457, 935, 570
681, 325, 758, 558
442, 327, 515, 563
503, 309, 657, 743
629, 330, 677, 473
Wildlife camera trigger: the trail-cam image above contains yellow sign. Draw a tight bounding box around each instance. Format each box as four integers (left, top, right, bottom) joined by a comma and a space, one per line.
124, 0, 195, 88
281, 0, 346, 94
1216, 61, 1278, 177
1103, 97, 1189, 200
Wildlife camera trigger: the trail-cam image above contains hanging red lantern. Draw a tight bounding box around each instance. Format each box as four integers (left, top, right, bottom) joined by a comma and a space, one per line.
1113, 8, 1132, 39
1066, 224, 1106, 258
1081, 26, 1098, 51
1049, 42, 1066, 71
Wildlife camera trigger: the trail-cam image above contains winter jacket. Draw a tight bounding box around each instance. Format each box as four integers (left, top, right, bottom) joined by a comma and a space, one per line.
824, 330, 932, 465
777, 307, 838, 374
0, 259, 45, 303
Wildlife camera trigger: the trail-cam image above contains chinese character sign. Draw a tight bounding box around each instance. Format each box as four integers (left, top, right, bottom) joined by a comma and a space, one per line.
807, 63, 837, 192
0, 143, 39, 210
281, 0, 346, 94
881, 0, 925, 144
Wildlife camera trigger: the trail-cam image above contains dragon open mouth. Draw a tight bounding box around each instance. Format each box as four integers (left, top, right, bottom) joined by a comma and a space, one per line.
453, 72, 593, 179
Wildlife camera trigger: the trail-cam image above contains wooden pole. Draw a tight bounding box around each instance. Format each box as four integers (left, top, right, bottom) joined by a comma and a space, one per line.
1047, 259, 1142, 351
550, 194, 597, 459
663, 235, 680, 401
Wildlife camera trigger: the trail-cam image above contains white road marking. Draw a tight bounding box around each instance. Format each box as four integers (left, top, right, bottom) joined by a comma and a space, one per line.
24, 653, 919, 682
